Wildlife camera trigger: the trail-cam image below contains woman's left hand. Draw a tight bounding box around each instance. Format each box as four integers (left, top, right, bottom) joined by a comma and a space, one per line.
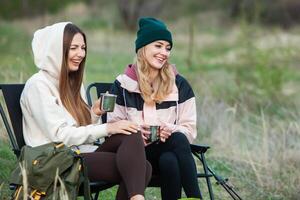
92, 99, 106, 116
159, 125, 172, 142
139, 125, 151, 145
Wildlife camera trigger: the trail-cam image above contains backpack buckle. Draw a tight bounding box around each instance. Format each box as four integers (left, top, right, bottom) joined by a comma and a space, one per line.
31, 189, 45, 200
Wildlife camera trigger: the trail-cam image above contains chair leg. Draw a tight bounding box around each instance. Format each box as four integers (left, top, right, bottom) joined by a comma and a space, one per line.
92, 192, 99, 200
201, 153, 214, 200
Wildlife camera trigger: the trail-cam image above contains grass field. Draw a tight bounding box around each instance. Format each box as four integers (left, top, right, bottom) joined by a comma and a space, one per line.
1, 4, 300, 199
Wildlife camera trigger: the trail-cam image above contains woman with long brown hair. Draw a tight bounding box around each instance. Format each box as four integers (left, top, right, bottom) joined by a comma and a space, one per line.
108, 17, 202, 200
21, 22, 151, 200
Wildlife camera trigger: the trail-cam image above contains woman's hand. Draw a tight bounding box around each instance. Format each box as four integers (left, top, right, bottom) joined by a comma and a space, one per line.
107, 120, 139, 135
92, 98, 105, 116
140, 124, 172, 144
140, 125, 151, 144
159, 125, 172, 142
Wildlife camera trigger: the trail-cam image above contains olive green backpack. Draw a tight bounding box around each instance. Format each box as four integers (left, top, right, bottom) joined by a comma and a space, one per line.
10, 142, 91, 200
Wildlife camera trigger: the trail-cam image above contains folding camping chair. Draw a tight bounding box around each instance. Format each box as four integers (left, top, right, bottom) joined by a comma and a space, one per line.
0, 84, 114, 200
87, 82, 243, 200
86, 82, 216, 199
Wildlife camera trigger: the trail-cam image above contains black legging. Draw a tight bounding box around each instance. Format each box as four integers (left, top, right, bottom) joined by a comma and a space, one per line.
145, 132, 202, 200
83, 133, 152, 200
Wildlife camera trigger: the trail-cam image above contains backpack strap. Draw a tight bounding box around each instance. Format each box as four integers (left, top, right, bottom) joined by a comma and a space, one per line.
77, 155, 91, 200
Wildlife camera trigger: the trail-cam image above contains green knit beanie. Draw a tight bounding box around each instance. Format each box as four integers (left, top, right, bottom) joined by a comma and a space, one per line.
135, 17, 173, 52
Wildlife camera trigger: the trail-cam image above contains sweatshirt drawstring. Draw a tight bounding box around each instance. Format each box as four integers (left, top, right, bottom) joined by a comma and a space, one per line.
122, 89, 130, 120
175, 101, 179, 125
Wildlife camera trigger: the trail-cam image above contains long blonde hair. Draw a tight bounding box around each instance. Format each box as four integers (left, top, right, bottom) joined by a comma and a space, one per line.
135, 47, 175, 104
59, 24, 91, 126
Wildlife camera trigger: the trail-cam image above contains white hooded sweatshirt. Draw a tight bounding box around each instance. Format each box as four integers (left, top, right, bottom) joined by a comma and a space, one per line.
20, 22, 107, 152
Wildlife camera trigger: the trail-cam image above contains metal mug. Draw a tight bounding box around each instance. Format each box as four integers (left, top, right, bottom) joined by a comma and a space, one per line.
146, 125, 160, 143
100, 93, 117, 112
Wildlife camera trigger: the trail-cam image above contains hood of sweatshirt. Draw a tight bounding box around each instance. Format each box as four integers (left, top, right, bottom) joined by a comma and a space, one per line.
31, 22, 71, 80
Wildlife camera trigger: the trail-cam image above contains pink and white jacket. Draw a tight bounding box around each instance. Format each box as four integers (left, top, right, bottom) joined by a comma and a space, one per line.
107, 64, 197, 144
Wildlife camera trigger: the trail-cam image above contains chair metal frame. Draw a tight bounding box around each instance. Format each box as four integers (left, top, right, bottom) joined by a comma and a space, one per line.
86, 82, 216, 199
0, 84, 114, 200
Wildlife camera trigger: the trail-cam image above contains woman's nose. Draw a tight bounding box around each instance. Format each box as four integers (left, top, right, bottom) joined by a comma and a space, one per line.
77, 49, 86, 58
161, 48, 170, 57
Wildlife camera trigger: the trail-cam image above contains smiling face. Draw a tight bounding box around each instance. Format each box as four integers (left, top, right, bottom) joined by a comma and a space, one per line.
67, 33, 86, 72
144, 40, 171, 71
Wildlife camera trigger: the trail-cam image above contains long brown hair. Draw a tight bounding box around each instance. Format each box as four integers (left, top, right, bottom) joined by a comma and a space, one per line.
135, 47, 175, 104
59, 23, 91, 126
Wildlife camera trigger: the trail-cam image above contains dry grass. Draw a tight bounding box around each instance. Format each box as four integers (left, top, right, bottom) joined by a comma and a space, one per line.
8, 163, 70, 200
194, 91, 300, 199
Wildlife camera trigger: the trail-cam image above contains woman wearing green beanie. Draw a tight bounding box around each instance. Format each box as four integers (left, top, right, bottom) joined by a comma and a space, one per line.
108, 17, 202, 200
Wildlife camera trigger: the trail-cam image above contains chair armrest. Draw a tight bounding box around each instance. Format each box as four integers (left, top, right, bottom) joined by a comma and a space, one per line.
94, 140, 102, 146
93, 136, 109, 146
190, 144, 210, 154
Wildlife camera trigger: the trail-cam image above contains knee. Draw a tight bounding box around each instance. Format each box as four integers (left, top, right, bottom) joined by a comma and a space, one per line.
125, 133, 144, 146
168, 132, 191, 151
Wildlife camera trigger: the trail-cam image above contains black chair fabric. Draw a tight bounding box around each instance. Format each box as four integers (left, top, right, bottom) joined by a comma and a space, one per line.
86, 82, 112, 123
0, 84, 25, 156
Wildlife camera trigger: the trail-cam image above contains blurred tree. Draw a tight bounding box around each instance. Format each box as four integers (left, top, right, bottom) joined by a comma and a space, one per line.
0, 0, 79, 20
117, 0, 164, 31
85, 0, 100, 15
21, 0, 29, 17
230, 0, 300, 28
